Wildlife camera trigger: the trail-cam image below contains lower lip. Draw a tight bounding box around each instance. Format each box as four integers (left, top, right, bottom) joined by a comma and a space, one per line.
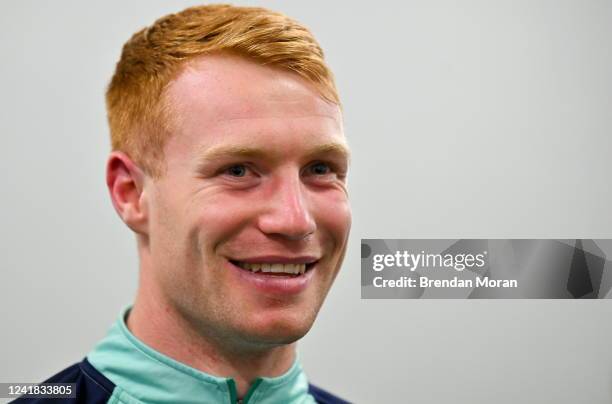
226, 260, 315, 295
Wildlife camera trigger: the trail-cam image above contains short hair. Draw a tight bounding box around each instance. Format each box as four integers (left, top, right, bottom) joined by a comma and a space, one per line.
106, 4, 339, 178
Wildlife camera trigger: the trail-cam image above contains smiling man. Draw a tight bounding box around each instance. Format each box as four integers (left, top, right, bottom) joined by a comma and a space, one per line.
13, 4, 350, 404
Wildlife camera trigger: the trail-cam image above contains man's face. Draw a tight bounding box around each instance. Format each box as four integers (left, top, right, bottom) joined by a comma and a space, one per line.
143, 54, 351, 348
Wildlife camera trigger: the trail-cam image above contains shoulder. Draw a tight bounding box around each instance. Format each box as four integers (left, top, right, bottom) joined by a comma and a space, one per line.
10, 358, 115, 403
308, 383, 352, 404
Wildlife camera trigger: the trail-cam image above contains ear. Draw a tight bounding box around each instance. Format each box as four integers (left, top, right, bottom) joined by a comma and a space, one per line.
106, 151, 149, 235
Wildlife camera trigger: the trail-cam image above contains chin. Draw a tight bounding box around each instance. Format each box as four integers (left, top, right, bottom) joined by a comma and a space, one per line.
240, 312, 316, 347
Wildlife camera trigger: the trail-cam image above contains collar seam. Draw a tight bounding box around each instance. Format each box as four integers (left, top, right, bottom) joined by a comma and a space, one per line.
118, 312, 230, 388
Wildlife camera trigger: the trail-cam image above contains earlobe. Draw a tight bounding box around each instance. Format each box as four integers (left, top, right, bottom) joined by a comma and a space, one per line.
106, 151, 149, 235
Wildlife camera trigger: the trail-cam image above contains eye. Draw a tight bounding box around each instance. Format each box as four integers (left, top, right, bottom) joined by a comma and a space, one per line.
215, 163, 260, 188
308, 162, 332, 176
304, 161, 347, 185
225, 164, 248, 177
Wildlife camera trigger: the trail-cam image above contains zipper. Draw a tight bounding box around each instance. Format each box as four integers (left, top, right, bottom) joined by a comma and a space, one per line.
227, 378, 263, 404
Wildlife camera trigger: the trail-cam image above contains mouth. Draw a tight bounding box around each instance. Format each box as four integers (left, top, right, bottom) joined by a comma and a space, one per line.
229, 260, 317, 277
226, 257, 318, 295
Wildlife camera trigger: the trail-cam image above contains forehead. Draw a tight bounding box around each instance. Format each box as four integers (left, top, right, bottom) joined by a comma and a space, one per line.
164, 53, 343, 139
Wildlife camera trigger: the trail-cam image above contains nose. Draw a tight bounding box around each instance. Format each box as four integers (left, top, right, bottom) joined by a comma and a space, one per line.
257, 174, 316, 240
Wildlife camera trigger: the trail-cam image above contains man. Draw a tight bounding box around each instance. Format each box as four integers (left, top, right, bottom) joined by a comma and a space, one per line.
13, 4, 351, 404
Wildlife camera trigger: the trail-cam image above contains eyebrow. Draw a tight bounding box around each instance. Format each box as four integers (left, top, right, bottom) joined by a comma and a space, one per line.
196, 142, 351, 163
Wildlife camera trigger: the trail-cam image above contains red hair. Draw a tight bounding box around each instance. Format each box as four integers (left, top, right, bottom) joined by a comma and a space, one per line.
106, 4, 339, 177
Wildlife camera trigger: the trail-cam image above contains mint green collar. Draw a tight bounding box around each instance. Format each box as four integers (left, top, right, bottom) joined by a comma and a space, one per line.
87, 306, 316, 404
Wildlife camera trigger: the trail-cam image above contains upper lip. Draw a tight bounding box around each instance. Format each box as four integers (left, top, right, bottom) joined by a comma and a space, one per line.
229, 255, 319, 265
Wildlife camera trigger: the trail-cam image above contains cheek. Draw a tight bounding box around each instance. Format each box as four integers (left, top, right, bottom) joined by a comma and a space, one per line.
312, 192, 352, 248
148, 190, 186, 257
191, 192, 257, 250
148, 181, 215, 275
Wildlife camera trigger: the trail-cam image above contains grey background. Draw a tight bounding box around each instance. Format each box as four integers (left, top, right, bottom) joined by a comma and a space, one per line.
1, 1, 611, 403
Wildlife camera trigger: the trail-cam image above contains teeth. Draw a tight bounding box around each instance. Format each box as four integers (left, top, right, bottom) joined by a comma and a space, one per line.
237, 262, 307, 275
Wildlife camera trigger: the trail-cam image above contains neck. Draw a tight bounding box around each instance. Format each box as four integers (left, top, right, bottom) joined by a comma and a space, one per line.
127, 289, 296, 398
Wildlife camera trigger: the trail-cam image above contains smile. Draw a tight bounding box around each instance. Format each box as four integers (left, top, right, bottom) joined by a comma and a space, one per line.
226, 258, 317, 295
236, 262, 306, 274
230, 259, 316, 276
